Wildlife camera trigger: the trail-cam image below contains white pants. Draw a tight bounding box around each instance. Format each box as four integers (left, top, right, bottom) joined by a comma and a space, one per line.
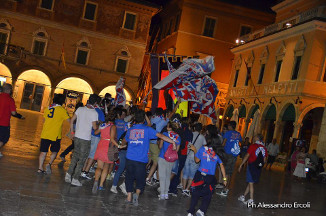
158, 157, 175, 195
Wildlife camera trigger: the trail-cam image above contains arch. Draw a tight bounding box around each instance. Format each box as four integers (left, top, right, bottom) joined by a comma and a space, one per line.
54, 74, 96, 92
16, 65, 55, 83
55, 77, 93, 94
115, 46, 131, 58
225, 104, 234, 118
238, 105, 246, 118
298, 103, 325, 123
248, 104, 259, 119
17, 69, 52, 86
276, 41, 286, 56
99, 85, 132, 102
262, 103, 276, 121
280, 103, 296, 122
77, 37, 91, 48
0, 18, 12, 30
0, 63, 12, 84
260, 46, 269, 59
294, 35, 306, 53
33, 27, 49, 38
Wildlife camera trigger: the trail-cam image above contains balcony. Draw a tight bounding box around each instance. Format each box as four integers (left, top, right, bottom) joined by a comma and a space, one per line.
236, 5, 326, 46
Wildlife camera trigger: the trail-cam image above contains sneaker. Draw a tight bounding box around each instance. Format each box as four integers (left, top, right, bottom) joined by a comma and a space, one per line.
92, 181, 98, 194
132, 193, 139, 206
119, 183, 127, 195
182, 190, 190, 197
60, 156, 66, 162
238, 195, 245, 202
196, 209, 205, 216
164, 194, 169, 200
98, 186, 105, 191
244, 199, 254, 205
168, 192, 177, 197
158, 194, 165, 200
81, 172, 92, 180
45, 164, 52, 174
187, 214, 194, 216
215, 183, 224, 189
152, 179, 160, 186
217, 189, 229, 197
110, 186, 118, 194
177, 184, 183, 189
71, 178, 82, 187
89, 167, 96, 173
65, 173, 72, 183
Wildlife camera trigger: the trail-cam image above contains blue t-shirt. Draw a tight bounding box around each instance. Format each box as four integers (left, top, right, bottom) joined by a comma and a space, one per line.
223, 130, 242, 157
115, 119, 127, 140
159, 131, 181, 159
151, 115, 168, 133
125, 124, 158, 163
196, 146, 223, 175
91, 107, 105, 137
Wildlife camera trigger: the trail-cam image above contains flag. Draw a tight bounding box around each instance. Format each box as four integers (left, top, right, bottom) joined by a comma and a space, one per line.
173, 76, 218, 119
61, 43, 66, 70
153, 56, 215, 90
154, 56, 218, 119
115, 77, 126, 106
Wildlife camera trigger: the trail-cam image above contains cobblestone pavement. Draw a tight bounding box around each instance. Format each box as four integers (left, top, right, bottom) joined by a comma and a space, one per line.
0, 110, 325, 216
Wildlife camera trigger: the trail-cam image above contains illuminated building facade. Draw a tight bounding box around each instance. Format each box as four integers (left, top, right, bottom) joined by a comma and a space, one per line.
149, 0, 275, 119
0, 0, 158, 112
225, 0, 326, 158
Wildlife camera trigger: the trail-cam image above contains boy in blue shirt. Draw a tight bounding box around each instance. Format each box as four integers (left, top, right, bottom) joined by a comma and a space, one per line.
122, 110, 176, 206
187, 137, 227, 216
217, 121, 242, 197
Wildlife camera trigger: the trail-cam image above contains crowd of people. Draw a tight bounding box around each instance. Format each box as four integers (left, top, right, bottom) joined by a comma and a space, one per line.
0, 82, 322, 215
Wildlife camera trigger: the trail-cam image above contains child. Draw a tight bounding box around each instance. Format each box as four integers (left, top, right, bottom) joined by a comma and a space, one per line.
158, 121, 181, 200
92, 111, 121, 193
187, 137, 227, 216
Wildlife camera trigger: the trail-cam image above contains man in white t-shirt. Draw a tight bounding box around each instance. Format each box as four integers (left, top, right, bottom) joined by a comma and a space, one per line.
65, 94, 99, 186
266, 138, 280, 170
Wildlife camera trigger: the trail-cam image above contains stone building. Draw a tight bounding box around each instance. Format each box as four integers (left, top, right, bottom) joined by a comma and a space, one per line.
149, 0, 275, 119
224, 0, 326, 157
0, 0, 158, 112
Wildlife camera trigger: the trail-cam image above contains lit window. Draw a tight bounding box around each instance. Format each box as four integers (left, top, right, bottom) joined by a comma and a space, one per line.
203, 17, 216, 38
239, 25, 252, 37
258, 64, 265, 84
83, 2, 97, 21
291, 56, 302, 80
40, 0, 54, 10
275, 60, 283, 82
75, 39, 90, 65
123, 12, 136, 30
32, 30, 48, 56
233, 70, 239, 87
244, 67, 251, 86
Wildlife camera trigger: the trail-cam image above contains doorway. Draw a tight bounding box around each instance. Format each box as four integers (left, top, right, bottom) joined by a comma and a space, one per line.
20, 82, 44, 112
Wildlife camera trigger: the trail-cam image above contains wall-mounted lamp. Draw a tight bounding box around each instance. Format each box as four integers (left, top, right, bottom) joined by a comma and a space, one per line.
270, 96, 281, 104
227, 99, 237, 105
295, 96, 302, 104
240, 98, 249, 105
254, 97, 264, 105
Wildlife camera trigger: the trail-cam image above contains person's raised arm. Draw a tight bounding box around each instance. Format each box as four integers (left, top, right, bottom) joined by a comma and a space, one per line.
168, 98, 181, 119
145, 114, 151, 126
156, 133, 176, 150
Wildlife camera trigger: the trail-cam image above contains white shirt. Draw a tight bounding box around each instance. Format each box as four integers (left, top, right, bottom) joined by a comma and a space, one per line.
267, 143, 279, 156
187, 131, 207, 161
75, 106, 98, 141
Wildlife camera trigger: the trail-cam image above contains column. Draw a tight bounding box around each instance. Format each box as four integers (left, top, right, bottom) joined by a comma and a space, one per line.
48, 87, 55, 106
317, 105, 326, 159
292, 122, 302, 139
243, 118, 251, 138
272, 120, 283, 143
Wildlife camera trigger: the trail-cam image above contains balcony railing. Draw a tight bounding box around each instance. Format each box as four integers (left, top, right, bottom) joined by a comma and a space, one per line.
236, 5, 326, 45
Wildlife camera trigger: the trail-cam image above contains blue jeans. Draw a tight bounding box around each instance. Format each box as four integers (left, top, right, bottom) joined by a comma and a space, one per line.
112, 150, 127, 186
125, 159, 147, 192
